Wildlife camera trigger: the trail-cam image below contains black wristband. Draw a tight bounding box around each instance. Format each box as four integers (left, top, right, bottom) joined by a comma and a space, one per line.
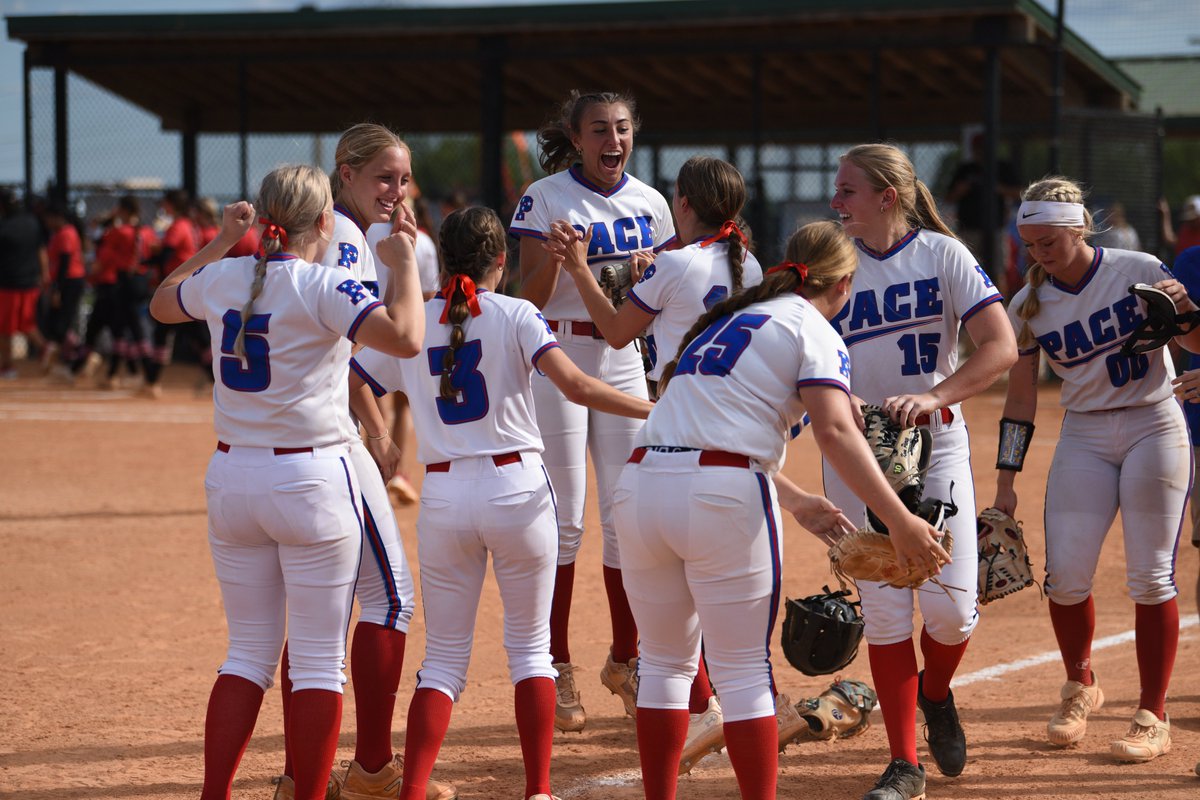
996, 417, 1035, 471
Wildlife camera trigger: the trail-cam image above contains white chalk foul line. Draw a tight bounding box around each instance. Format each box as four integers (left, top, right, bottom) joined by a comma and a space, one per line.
952, 613, 1199, 687
560, 613, 1200, 795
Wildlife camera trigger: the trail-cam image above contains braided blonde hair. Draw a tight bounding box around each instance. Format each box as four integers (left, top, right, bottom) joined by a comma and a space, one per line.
1013, 176, 1097, 349
234, 164, 331, 359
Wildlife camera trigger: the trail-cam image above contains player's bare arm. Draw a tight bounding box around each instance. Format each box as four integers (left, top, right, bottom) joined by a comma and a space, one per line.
348, 376, 402, 481
536, 346, 653, 419
772, 471, 855, 546
518, 235, 562, 310
992, 350, 1039, 515
544, 220, 653, 349
883, 301, 1017, 428
357, 227, 424, 358
803, 383, 949, 575
150, 200, 255, 323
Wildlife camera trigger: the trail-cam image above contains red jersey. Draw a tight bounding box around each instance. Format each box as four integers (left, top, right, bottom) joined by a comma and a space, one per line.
198, 223, 220, 248
94, 224, 137, 285
48, 224, 85, 281
161, 217, 199, 271
225, 227, 261, 258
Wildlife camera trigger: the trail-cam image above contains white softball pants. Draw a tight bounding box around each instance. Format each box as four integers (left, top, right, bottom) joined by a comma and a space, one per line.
204, 444, 361, 693
1044, 398, 1191, 605
613, 452, 782, 723
348, 439, 416, 632
824, 422, 980, 646
531, 330, 648, 568
413, 453, 559, 701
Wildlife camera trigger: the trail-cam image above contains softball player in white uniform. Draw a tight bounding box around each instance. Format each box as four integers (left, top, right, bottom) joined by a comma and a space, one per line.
147, 165, 424, 800
613, 221, 946, 800
348, 207, 653, 800
995, 176, 1200, 764
825, 144, 1017, 800
511, 91, 675, 730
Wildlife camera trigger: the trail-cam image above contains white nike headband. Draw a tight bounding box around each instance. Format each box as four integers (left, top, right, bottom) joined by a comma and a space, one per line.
1016, 200, 1086, 227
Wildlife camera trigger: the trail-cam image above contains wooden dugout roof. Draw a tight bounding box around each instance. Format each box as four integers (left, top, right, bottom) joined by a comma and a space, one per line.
9, 0, 1140, 140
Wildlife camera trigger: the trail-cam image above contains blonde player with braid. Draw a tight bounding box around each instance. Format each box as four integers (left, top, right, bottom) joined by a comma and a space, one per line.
609, 221, 946, 800
148, 164, 425, 800
348, 207, 653, 800
826, 143, 1018, 800
995, 176, 1200, 764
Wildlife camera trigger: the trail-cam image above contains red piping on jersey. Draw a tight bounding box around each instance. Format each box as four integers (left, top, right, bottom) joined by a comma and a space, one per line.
333, 203, 368, 234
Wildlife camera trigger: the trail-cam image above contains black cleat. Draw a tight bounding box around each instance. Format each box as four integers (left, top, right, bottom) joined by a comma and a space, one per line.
917, 670, 967, 777
863, 758, 926, 800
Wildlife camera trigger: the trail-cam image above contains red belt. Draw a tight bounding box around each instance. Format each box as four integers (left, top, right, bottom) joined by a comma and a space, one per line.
628, 446, 751, 469
217, 441, 314, 456
546, 319, 605, 339
426, 451, 523, 473
914, 408, 954, 426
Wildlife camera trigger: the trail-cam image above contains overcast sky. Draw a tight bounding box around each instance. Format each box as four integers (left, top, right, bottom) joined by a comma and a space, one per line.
1, 0, 1198, 184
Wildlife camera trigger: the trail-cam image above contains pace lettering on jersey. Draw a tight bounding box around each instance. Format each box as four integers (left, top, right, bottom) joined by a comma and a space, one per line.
337, 242, 359, 270
830, 278, 944, 335
1034, 295, 1143, 362
514, 195, 534, 222
571, 217, 654, 259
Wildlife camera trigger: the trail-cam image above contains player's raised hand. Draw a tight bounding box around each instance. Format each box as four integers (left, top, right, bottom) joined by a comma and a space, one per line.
221, 201, 255, 243
544, 220, 591, 276
629, 250, 654, 283
392, 201, 418, 245
1152, 277, 1199, 314
376, 228, 416, 272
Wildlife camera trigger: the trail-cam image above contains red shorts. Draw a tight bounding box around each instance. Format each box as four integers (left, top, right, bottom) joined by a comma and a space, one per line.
0, 287, 40, 335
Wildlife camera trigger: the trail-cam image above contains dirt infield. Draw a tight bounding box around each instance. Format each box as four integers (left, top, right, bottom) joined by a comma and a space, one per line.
1, 366, 1197, 799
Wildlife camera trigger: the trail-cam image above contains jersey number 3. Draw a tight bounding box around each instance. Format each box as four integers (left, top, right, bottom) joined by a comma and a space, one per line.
219, 309, 271, 392
428, 340, 489, 424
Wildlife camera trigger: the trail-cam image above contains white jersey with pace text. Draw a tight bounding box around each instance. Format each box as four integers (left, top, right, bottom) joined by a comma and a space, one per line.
177, 254, 382, 447
637, 293, 851, 474
325, 204, 379, 298
351, 291, 560, 464
627, 238, 764, 379
367, 223, 440, 300
828, 228, 1001, 414
1008, 247, 1175, 412
509, 166, 676, 321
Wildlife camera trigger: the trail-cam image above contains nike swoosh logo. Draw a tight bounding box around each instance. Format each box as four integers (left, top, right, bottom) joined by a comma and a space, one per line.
1021, 211, 1041, 218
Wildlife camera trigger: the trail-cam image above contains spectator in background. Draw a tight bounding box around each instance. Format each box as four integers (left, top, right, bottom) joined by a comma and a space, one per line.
1167, 245, 1200, 627
0, 189, 48, 378
1094, 201, 1141, 252
142, 188, 198, 398
945, 132, 1022, 290
1160, 195, 1200, 258
41, 202, 87, 372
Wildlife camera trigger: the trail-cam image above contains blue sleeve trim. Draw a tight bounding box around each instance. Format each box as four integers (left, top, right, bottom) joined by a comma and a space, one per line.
350, 358, 388, 397
531, 341, 561, 375
961, 293, 1002, 324
796, 378, 851, 396
347, 300, 385, 341
654, 235, 678, 253
625, 288, 660, 315
509, 226, 547, 241
176, 281, 202, 322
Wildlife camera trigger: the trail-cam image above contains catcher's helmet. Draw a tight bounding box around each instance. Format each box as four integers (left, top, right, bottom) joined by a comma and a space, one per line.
781, 586, 864, 676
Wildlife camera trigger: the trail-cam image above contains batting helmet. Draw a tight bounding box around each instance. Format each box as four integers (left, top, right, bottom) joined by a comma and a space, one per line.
781, 586, 864, 676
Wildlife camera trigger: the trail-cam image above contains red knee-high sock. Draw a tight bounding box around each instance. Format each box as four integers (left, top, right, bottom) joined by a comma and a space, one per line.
724, 715, 778, 800
636, 707, 689, 800
688, 651, 714, 714
1135, 598, 1179, 718
399, 688, 454, 800
919, 626, 970, 703
868, 640, 920, 765
350, 621, 407, 772
603, 565, 639, 663
200, 674, 265, 800
549, 562, 575, 663
288, 689, 342, 800
280, 643, 294, 778
514, 677, 555, 798
1048, 596, 1095, 684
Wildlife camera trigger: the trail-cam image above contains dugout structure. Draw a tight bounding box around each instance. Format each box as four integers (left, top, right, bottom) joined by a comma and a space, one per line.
7, 0, 1162, 260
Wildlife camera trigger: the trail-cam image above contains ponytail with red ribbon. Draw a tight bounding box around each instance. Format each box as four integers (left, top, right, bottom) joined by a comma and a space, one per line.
257, 217, 289, 257
699, 219, 749, 249
766, 261, 809, 292
440, 274, 484, 324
